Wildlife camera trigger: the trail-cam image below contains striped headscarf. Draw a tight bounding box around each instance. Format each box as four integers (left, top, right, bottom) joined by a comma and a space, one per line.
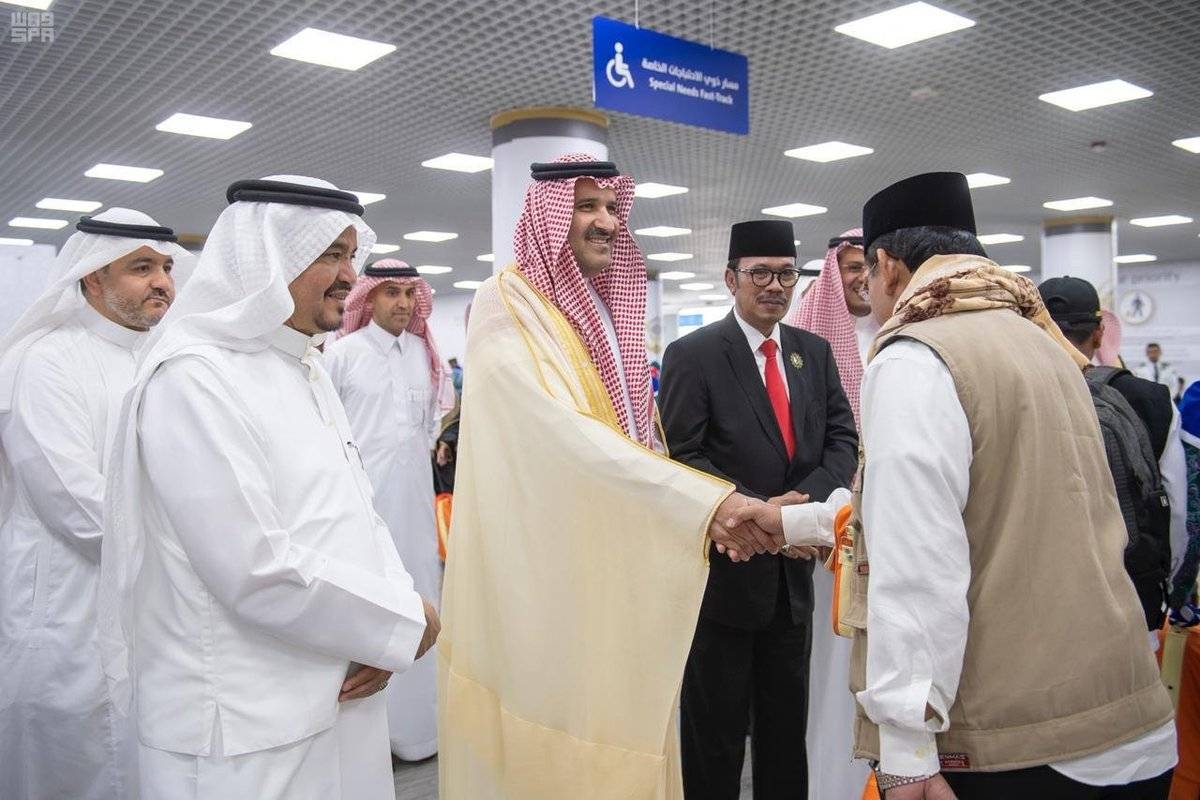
513, 153, 653, 446
788, 228, 866, 423
336, 258, 455, 412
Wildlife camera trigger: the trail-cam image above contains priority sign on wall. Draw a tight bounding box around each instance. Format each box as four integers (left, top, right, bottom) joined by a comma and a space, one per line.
592, 16, 749, 135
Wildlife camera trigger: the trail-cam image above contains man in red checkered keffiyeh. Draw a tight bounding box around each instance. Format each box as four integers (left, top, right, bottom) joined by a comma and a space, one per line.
788, 228, 875, 425
513, 153, 654, 447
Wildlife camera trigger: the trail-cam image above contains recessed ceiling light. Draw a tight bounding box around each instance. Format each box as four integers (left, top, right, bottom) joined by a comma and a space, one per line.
1001, 265, 1032, 273
680, 282, 715, 291
977, 233, 1024, 245
1038, 79, 1153, 112
658, 271, 696, 280
370, 243, 400, 254
476, 253, 495, 262
1114, 254, 1156, 263
6, 1, 52, 8
699, 294, 728, 301
635, 226, 692, 237
9, 217, 68, 229
634, 182, 689, 199
270, 27, 396, 71
403, 231, 458, 242
454, 280, 484, 290
0, 237, 35, 246
965, 172, 1010, 188
36, 198, 102, 212
793, 239, 802, 246
647, 252, 693, 262
155, 112, 252, 140
834, 2, 975, 49
1043, 196, 1113, 211
350, 191, 386, 206
415, 265, 453, 275
85, 163, 163, 183
1173, 136, 1200, 154
1130, 214, 1192, 227
421, 153, 494, 173
784, 141, 873, 163
762, 202, 827, 218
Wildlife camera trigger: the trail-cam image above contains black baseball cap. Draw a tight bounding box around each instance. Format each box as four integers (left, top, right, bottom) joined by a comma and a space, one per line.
1037, 276, 1102, 330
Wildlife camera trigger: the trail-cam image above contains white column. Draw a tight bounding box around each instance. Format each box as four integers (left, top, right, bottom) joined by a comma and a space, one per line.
489, 107, 609, 273
1040, 215, 1117, 307
645, 273, 664, 363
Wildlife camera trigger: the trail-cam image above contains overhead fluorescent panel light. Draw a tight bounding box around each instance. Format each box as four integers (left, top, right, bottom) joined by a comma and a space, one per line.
476, 253, 495, 262
835, 2, 975, 49
784, 141, 873, 163
965, 172, 1010, 188
1113, 254, 1156, 263
1001, 265, 1032, 273
679, 283, 715, 291
1038, 79, 1153, 112
156, 112, 252, 140
454, 280, 484, 290
762, 202, 827, 218
699, 294, 728, 301
415, 265, 453, 274
6, 1, 53, 9
1130, 214, 1192, 227
270, 28, 395, 71
421, 153, 494, 173
1043, 196, 1112, 211
370, 243, 400, 254
634, 182, 689, 199
9, 217, 68, 229
647, 252, 693, 262
0, 237, 35, 246
404, 231, 458, 242
36, 198, 102, 212
1172, 136, 1200, 154
977, 233, 1024, 245
657, 271, 696, 280
85, 163, 163, 183
350, 191, 386, 206
635, 226, 692, 237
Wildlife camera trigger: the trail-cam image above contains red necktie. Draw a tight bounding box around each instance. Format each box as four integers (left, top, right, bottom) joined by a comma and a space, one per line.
759, 339, 795, 460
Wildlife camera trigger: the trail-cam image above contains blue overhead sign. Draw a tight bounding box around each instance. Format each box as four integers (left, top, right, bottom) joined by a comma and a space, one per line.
592, 16, 749, 135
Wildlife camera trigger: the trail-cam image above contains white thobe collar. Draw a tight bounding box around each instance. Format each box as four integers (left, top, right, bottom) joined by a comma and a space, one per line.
77, 302, 144, 350
732, 308, 781, 355
264, 325, 326, 361
362, 319, 410, 355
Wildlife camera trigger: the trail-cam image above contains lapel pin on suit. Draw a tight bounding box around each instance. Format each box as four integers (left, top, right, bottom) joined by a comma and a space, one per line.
789, 352, 804, 370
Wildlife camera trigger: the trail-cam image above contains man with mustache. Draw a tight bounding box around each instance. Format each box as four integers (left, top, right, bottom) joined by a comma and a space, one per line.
98, 177, 438, 799
0, 208, 191, 800
326, 259, 456, 762
658, 219, 858, 800
437, 155, 780, 799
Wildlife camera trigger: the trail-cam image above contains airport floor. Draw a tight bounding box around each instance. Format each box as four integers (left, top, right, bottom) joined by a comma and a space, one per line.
394, 754, 756, 797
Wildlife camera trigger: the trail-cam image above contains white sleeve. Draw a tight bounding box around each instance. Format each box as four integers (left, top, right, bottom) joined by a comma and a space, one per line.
781, 487, 852, 547
140, 357, 427, 673
2, 348, 104, 562
856, 340, 972, 777
1162, 406, 1188, 578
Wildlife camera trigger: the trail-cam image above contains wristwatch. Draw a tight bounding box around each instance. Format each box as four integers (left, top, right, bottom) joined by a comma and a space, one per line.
874, 769, 936, 793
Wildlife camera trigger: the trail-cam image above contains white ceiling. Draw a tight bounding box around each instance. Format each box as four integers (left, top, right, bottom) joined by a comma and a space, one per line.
2, 0, 1198, 306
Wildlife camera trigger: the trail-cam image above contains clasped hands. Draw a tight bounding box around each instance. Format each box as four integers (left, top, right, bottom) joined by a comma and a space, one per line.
707, 490, 819, 562
339, 597, 441, 702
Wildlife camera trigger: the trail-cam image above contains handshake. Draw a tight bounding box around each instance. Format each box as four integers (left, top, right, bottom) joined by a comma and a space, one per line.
706, 490, 819, 563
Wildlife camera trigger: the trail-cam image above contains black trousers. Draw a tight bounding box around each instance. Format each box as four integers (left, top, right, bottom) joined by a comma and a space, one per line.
681, 584, 812, 800
944, 766, 1172, 799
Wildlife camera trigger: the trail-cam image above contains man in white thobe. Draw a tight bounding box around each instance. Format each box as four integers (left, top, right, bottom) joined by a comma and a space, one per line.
0, 209, 190, 800
327, 259, 455, 761
97, 177, 438, 800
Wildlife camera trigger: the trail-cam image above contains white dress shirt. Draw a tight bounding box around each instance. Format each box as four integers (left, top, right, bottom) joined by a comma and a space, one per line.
133, 325, 427, 757
838, 338, 1175, 783
1137, 360, 1184, 394
733, 309, 789, 399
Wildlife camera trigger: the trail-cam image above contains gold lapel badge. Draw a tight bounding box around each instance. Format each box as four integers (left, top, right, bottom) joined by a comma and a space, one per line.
789, 352, 804, 370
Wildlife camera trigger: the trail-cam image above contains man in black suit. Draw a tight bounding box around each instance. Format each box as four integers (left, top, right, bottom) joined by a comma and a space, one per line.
660, 220, 858, 800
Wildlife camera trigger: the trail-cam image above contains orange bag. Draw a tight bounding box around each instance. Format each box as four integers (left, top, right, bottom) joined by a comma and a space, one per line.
435, 492, 453, 562
828, 504, 856, 637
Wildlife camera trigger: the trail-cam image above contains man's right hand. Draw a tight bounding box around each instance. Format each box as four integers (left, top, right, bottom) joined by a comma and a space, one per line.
708, 493, 786, 560
415, 598, 441, 659
767, 490, 809, 507
723, 496, 785, 537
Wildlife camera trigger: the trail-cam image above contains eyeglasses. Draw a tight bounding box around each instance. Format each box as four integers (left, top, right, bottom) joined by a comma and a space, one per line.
734, 267, 802, 288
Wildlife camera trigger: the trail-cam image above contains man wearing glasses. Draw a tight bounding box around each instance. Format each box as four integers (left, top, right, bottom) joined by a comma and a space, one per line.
659, 219, 858, 800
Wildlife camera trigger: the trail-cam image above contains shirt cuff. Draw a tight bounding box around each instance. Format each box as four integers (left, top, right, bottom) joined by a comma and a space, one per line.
376, 587, 428, 674
780, 487, 851, 548
879, 723, 940, 777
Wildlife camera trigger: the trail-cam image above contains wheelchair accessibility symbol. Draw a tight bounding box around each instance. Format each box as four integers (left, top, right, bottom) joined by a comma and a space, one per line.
606, 42, 635, 89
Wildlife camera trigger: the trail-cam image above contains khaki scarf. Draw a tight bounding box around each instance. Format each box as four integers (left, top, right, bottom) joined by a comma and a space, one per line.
870, 253, 1090, 369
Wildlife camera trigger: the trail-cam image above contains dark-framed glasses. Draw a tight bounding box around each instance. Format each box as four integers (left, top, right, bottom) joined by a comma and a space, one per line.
735, 267, 802, 288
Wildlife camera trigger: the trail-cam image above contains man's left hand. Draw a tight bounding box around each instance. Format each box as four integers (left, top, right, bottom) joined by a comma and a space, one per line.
767, 490, 809, 507
339, 666, 392, 702
885, 774, 957, 799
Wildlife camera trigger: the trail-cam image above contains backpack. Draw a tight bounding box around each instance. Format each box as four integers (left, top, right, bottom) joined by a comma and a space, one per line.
1085, 366, 1172, 630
